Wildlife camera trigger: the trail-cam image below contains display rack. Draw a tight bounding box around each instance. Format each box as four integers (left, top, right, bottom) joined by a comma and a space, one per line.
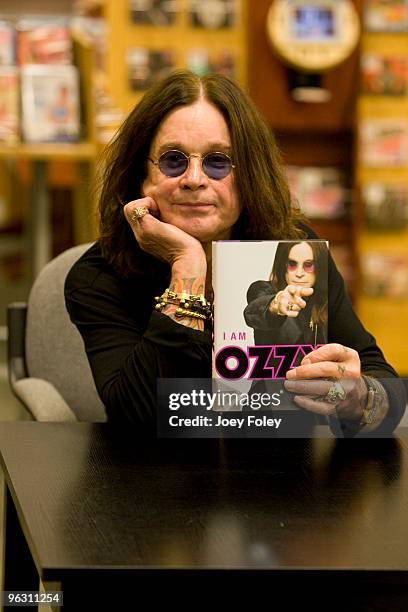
356, 23, 408, 375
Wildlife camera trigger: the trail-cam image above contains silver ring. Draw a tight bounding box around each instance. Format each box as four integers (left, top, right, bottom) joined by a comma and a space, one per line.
325, 382, 347, 404
130, 207, 149, 222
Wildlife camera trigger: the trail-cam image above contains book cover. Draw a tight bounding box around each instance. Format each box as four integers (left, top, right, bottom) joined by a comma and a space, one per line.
0, 68, 19, 144
187, 48, 236, 78
129, 0, 178, 25
16, 19, 72, 65
0, 21, 15, 66
212, 240, 328, 394
361, 53, 408, 96
126, 48, 175, 90
21, 65, 80, 143
362, 251, 408, 298
360, 119, 408, 167
188, 0, 238, 29
364, 0, 408, 32
285, 166, 349, 220
363, 183, 408, 231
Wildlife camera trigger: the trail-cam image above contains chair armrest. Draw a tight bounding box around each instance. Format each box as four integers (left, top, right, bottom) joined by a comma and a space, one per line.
7, 302, 28, 385
13, 378, 77, 422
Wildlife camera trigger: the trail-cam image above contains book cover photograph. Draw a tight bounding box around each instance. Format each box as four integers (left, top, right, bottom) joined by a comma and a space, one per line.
212, 240, 329, 393
0, 68, 19, 144
187, 48, 236, 79
361, 53, 408, 96
21, 65, 80, 143
285, 165, 349, 220
129, 0, 178, 26
188, 0, 238, 29
126, 48, 175, 91
16, 19, 72, 65
363, 183, 408, 231
364, 0, 408, 32
361, 251, 408, 298
359, 119, 408, 167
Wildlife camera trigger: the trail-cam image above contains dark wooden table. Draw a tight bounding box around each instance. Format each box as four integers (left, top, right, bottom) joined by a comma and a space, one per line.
1, 423, 408, 610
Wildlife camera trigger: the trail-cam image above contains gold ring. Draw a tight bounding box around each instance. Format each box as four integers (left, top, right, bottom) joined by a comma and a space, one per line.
287, 302, 294, 311
130, 207, 149, 222
325, 382, 347, 404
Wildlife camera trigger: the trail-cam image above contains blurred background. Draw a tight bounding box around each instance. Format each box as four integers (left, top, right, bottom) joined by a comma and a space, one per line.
1, 0, 408, 418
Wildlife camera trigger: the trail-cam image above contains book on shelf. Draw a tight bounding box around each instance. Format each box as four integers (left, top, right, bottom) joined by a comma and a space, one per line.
21, 65, 80, 143
0, 21, 15, 66
16, 18, 72, 65
364, 0, 408, 32
361, 53, 408, 96
129, 0, 178, 25
212, 240, 328, 398
188, 0, 238, 29
187, 48, 236, 78
0, 67, 19, 144
126, 47, 175, 91
361, 251, 408, 298
285, 165, 349, 220
360, 119, 408, 167
363, 183, 408, 231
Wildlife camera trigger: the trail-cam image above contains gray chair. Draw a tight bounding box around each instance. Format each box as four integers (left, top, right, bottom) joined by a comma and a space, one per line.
7, 243, 107, 422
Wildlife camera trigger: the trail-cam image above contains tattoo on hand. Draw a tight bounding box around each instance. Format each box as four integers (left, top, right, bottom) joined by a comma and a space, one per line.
338, 364, 346, 377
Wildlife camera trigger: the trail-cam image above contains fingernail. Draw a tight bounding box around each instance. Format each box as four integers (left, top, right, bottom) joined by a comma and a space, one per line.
302, 358, 311, 365
286, 369, 296, 379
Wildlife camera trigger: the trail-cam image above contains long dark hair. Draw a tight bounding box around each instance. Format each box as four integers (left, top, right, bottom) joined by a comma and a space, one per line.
98, 70, 304, 276
269, 241, 328, 326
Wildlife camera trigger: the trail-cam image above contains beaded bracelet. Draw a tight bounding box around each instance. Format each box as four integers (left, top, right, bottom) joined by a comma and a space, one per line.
154, 288, 212, 320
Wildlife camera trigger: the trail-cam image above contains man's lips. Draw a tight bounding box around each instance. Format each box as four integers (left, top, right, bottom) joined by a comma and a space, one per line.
174, 202, 214, 207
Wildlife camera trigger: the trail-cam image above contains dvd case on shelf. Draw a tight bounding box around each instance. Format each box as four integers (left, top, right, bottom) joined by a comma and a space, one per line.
188, 0, 238, 29
212, 240, 328, 392
21, 65, 80, 143
16, 18, 72, 65
0, 67, 18, 144
363, 183, 408, 231
361, 53, 408, 96
129, 0, 178, 25
360, 119, 408, 167
126, 47, 175, 90
364, 0, 408, 32
285, 165, 349, 220
362, 251, 408, 298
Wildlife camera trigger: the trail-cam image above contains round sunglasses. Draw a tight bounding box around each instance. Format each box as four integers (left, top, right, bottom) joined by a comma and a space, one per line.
148, 149, 235, 180
287, 260, 315, 273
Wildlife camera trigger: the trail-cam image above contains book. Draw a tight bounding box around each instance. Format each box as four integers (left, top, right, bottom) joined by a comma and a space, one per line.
285, 165, 349, 220
16, 19, 72, 65
130, 0, 178, 25
0, 68, 19, 144
21, 65, 80, 143
0, 21, 15, 66
188, 0, 238, 29
187, 48, 236, 78
212, 240, 329, 395
126, 48, 175, 90
361, 53, 408, 96
363, 183, 408, 231
360, 119, 408, 167
361, 251, 408, 298
364, 0, 408, 32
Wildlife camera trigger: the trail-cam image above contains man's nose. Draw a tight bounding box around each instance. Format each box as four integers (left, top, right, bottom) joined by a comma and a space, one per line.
180, 156, 207, 190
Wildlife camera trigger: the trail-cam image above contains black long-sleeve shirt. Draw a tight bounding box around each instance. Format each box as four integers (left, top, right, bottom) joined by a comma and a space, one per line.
65, 239, 405, 432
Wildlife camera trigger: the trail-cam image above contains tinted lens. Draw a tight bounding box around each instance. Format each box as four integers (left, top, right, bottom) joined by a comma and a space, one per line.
303, 261, 315, 273
203, 152, 232, 179
158, 150, 188, 177
287, 260, 315, 272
